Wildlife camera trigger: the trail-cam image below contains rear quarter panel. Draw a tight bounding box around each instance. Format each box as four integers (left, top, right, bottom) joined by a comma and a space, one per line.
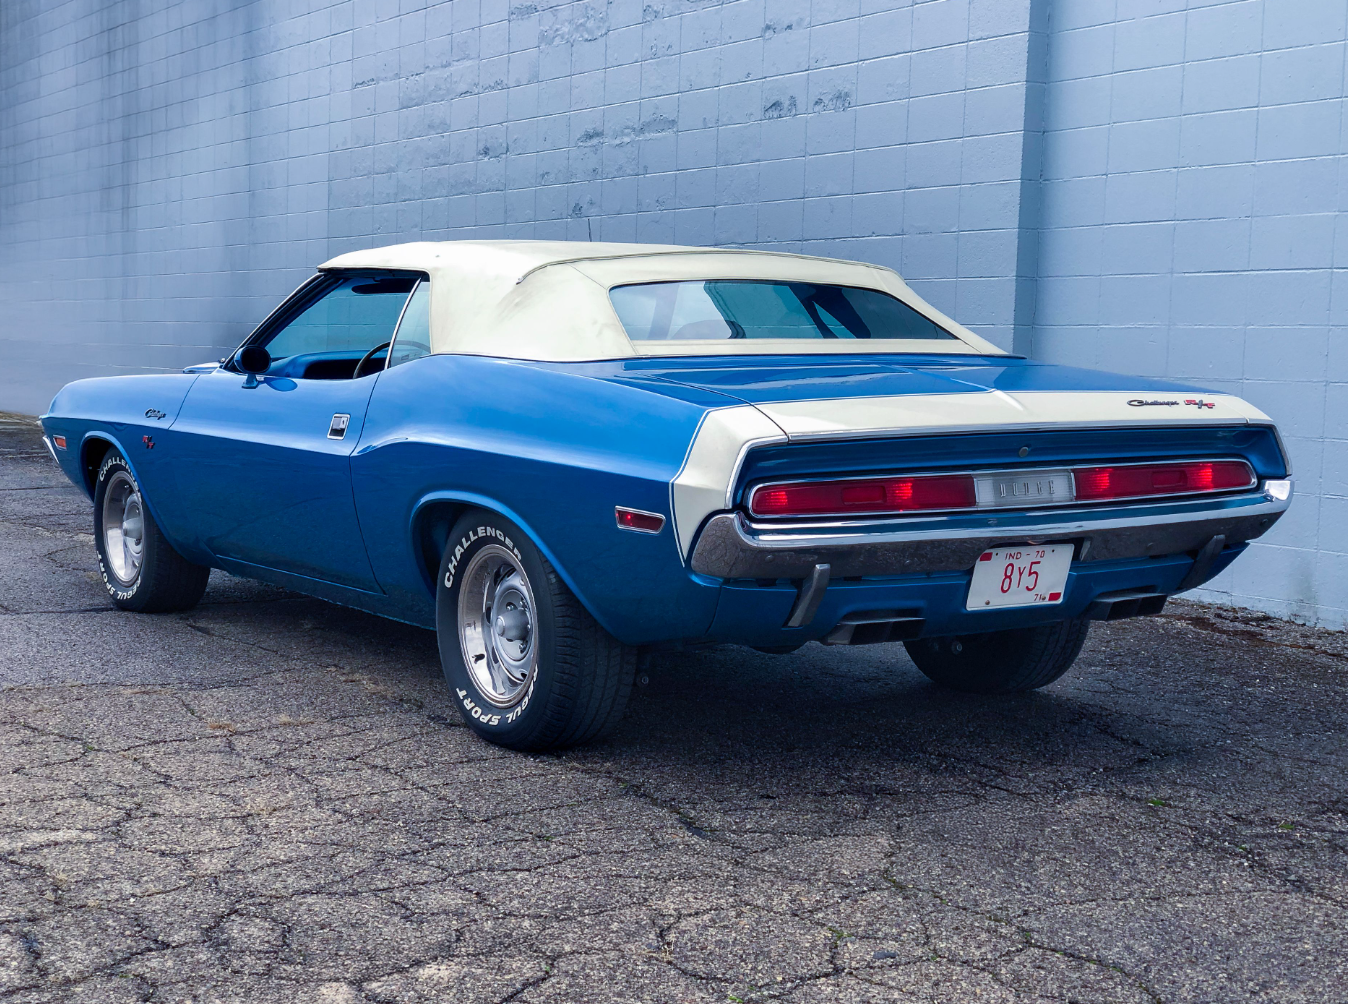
351, 355, 737, 642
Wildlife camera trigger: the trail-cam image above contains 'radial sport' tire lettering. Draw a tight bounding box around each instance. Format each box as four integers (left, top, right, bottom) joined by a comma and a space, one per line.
455, 679, 534, 728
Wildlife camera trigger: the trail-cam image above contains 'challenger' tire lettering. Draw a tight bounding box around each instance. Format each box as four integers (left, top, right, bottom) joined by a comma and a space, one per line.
439, 514, 548, 736
445, 527, 524, 592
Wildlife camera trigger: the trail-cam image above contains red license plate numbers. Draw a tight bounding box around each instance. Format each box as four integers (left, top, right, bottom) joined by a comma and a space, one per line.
966, 545, 1072, 610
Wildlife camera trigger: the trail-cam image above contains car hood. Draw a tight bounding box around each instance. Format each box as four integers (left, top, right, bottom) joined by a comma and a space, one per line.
614, 354, 1273, 440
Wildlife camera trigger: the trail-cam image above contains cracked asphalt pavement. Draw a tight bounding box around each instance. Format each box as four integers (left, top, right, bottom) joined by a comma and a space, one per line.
0, 412, 1344, 1003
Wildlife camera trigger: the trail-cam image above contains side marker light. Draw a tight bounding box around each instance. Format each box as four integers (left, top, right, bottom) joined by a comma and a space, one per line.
615, 507, 665, 534
1264, 479, 1293, 502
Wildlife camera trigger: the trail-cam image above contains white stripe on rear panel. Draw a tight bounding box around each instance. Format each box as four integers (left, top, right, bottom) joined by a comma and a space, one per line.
757, 391, 1270, 441
669, 406, 786, 557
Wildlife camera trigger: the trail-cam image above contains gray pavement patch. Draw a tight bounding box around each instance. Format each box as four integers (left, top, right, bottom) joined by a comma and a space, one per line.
0, 423, 1344, 1002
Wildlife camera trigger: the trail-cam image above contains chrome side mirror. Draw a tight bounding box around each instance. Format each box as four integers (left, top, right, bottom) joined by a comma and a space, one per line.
234, 346, 271, 388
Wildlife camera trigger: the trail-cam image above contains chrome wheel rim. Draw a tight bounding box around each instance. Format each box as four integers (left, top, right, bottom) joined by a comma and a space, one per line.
101, 470, 145, 585
457, 544, 538, 708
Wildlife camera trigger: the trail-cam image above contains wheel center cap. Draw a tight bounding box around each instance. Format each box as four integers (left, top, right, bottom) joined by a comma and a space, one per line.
494, 605, 529, 643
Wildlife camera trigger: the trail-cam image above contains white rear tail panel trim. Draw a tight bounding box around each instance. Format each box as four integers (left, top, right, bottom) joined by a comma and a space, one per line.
670, 406, 786, 557
757, 391, 1268, 441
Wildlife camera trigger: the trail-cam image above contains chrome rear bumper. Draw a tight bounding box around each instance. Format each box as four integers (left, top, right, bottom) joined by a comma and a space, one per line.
688, 487, 1291, 580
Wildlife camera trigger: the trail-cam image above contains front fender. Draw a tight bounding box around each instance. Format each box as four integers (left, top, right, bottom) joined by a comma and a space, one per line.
42, 372, 200, 499
70, 430, 215, 565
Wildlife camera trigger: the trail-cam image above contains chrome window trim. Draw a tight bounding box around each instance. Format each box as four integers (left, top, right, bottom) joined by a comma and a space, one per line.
383, 276, 422, 372
223, 273, 327, 371
744, 456, 1258, 520
229, 269, 426, 377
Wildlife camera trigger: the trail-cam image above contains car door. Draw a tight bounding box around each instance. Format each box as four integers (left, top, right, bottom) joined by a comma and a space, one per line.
166, 270, 423, 590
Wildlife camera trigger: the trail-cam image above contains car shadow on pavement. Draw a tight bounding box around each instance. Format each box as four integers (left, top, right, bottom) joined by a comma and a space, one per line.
189, 570, 1198, 781
609, 638, 1187, 779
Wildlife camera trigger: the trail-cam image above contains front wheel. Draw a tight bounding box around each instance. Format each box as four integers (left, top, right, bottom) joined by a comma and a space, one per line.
436, 510, 635, 751
92, 451, 210, 612
904, 619, 1091, 694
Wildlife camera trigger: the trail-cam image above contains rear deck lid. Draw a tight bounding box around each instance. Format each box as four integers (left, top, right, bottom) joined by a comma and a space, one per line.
630, 355, 1271, 439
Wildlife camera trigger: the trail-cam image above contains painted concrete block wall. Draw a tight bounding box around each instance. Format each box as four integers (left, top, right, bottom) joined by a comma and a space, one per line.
1, 0, 1345, 625
1035, 0, 1348, 627
0, 0, 1045, 418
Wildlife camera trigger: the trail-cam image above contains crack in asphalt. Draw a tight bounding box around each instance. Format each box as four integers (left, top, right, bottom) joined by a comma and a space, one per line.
0, 427, 1345, 1002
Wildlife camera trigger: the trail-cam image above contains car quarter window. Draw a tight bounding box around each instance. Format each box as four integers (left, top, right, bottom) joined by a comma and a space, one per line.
609, 280, 956, 341
386, 278, 431, 369
261, 273, 419, 379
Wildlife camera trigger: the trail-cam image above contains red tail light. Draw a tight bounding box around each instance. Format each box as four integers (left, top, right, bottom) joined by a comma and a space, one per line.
1073, 460, 1254, 501
750, 474, 976, 517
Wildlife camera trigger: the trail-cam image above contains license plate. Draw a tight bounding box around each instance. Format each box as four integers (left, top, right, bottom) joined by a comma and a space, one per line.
967, 545, 1072, 610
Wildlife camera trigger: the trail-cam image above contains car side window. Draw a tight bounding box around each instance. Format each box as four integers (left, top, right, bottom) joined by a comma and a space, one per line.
386, 279, 431, 369
261, 274, 418, 379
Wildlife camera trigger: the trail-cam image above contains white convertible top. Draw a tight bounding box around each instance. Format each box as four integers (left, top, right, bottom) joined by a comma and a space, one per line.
318, 240, 1004, 360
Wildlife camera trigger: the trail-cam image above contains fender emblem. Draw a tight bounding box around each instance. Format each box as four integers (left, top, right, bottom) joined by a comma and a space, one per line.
142, 435, 155, 450
145, 408, 166, 419
1127, 398, 1216, 410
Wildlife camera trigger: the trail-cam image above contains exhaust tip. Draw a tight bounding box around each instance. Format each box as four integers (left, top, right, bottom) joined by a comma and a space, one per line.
1086, 590, 1167, 622
824, 609, 925, 645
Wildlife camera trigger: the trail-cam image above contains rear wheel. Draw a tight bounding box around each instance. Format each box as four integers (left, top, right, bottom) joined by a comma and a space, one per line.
436, 510, 635, 751
904, 619, 1091, 694
93, 452, 210, 612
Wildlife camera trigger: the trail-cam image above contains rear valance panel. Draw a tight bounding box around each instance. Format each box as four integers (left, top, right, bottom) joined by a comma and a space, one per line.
733, 425, 1287, 507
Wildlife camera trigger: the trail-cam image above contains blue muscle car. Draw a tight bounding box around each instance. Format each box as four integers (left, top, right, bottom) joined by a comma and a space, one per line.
40, 241, 1292, 750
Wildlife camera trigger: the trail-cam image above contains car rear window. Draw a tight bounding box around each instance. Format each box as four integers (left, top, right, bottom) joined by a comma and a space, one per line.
609, 280, 956, 342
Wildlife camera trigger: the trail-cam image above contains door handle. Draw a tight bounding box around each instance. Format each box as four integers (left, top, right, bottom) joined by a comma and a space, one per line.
328, 414, 350, 439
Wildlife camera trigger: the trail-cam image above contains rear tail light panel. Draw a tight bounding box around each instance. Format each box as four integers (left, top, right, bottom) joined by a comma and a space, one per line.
1072, 460, 1254, 502
750, 473, 975, 518
747, 458, 1257, 520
